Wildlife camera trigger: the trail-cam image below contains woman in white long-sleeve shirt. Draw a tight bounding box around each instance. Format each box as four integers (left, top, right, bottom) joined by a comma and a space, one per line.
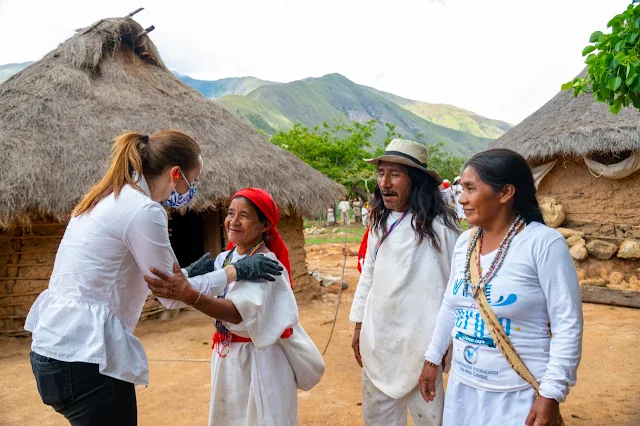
25, 130, 282, 426
419, 149, 583, 426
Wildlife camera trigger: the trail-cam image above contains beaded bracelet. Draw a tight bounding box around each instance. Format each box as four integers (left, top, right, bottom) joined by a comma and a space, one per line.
424, 360, 439, 369
192, 291, 202, 306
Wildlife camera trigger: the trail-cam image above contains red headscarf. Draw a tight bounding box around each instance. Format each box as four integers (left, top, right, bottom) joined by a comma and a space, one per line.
228, 188, 292, 287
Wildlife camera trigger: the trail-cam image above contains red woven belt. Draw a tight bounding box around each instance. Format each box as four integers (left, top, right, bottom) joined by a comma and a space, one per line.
212, 327, 293, 349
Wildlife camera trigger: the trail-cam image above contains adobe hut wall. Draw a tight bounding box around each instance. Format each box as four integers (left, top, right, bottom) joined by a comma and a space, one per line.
0, 222, 63, 336
0, 221, 171, 335
279, 215, 319, 302
537, 156, 640, 238
536, 156, 640, 290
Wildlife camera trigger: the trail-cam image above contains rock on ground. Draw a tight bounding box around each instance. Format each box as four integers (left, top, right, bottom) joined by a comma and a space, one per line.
566, 235, 586, 247
586, 240, 618, 260
570, 244, 588, 261
617, 239, 640, 260
557, 227, 585, 239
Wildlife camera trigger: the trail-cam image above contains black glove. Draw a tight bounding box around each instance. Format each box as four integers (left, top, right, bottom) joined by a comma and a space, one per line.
234, 255, 283, 282
184, 253, 217, 277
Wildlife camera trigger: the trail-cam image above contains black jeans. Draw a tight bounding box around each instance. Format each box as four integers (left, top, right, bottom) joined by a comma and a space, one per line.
30, 352, 137, 426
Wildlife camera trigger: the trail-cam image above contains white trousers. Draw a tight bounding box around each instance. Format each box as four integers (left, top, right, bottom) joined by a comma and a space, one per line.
362, 369, 444, 426
443, 372, 536, 426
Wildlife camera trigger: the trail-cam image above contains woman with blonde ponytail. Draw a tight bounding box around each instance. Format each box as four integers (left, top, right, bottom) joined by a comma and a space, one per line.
25, 130, 283, 426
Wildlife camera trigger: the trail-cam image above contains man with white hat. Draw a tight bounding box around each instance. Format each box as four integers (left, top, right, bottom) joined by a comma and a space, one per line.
350, 139, 460, 426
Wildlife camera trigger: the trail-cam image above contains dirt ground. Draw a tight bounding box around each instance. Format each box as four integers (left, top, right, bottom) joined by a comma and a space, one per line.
1, 242, 639, 425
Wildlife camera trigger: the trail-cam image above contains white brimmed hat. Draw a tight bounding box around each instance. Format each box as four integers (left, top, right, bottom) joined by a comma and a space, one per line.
364, 139, 442, 184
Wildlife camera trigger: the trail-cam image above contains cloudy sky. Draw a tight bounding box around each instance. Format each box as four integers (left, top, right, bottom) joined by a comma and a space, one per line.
0, 0, 629, 124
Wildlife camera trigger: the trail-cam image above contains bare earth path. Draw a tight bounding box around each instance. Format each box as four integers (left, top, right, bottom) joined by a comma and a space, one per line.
1, 243, 638, 425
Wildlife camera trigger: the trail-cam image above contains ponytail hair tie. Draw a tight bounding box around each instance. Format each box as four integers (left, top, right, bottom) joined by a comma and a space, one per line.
142, 135, 149, 143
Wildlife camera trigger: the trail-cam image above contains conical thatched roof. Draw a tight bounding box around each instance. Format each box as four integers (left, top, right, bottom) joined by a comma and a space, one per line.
489, 68, 640, 161
0, 17, 344, 227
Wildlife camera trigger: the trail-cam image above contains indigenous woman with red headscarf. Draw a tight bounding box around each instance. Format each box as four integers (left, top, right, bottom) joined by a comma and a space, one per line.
146, 188, 324, 426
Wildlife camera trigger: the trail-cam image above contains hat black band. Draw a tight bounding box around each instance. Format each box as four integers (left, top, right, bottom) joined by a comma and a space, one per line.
384, 150, 428, 169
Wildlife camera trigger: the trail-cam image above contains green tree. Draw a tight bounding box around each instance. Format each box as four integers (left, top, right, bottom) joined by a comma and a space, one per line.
272, 121, 466, 194
271, 120, 375, 188
426, 142, 466, 181
563, 1, 640, 114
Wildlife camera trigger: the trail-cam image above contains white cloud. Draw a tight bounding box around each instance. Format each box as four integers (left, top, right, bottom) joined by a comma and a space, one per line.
0, 0, 630, 124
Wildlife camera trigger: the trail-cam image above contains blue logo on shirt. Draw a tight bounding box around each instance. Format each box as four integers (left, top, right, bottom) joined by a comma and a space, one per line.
453, 278, 465, 295
463, 345, 479, 364
452, 277, 518, 307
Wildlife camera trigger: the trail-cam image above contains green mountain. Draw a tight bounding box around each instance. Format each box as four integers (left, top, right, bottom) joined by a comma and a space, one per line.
216, 95, 293, 135
174, 74, 274, 99
0, 61, 33, 83
0, 61, 511, 156
369, 88, 512, 140
218, 73, 507, 156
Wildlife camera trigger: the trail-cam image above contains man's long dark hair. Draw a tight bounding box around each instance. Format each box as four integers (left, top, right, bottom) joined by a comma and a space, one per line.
464, 149, 544, 224
370, 167, 458, 252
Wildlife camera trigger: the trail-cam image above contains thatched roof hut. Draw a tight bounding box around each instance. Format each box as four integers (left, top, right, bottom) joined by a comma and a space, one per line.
490, 68, 640, 160
0, 16, 344, 335
0, 17, 343, 227
490, 68, 640, 292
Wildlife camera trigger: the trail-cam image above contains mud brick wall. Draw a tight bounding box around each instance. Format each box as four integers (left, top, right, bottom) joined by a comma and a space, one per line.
0, 223, 63, 335
538, 157, 640, 238
279, 215, 319, 302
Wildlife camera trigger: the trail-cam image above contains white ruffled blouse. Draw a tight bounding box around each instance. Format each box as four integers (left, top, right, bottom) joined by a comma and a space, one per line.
25, 176, 228, 385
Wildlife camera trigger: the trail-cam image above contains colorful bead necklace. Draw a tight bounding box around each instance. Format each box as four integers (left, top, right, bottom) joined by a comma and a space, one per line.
374, 209, 411, 263
215, 240, 266, 357
464, 216, 525, 296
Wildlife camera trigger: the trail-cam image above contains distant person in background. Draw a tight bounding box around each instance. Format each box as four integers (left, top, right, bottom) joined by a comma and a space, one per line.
361, 202, 369, 228
353, 198, 363, 225
338, 196, 351, 226
440, 180, 454, 209
327, 205, 336, 226
452, 176, 465, 220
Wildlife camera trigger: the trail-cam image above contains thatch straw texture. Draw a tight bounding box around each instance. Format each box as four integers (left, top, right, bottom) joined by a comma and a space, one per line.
0, 17, 344, 227
489, 68, 640, 160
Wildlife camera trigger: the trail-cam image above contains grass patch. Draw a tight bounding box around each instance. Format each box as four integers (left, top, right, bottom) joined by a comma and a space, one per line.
304, 225, 367, 246
304, 221, 469, 246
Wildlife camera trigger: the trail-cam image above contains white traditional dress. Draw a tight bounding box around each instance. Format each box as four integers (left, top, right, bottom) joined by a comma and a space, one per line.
452, 183, 465, 219
350, 212, 459, 426
208, 248, 299, 426
424, 223, 583, 425
327, 207, 335, 225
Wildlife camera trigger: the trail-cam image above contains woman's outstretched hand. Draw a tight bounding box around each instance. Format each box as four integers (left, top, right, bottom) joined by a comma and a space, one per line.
144, 262, 196, 304
419, 361, 439, 403
234, 255, 283, 281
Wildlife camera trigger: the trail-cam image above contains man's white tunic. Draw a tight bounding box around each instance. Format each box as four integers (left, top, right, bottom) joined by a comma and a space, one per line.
350, 212, 458, 399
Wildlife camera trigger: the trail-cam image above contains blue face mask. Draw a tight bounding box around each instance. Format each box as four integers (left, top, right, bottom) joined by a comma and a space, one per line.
161, 170, 197, 208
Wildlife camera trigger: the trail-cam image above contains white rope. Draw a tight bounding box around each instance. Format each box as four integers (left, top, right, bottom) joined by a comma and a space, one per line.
148, 358, 210, 363
322, 215, 349, 355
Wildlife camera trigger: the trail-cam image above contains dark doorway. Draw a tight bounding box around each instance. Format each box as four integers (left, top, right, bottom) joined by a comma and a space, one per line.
169, 210, 205, 267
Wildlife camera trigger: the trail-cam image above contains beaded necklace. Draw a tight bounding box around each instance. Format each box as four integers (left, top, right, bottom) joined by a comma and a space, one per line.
215, 240, 266, 357
373, 209, 411, 263
464, 216, 525, 296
